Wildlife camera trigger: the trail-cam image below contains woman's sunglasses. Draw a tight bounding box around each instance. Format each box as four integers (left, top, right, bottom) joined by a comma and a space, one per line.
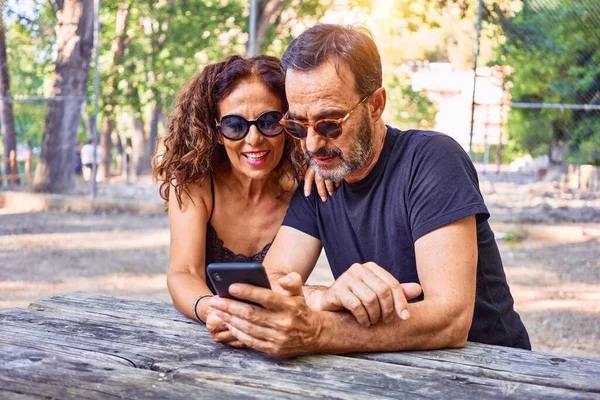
280, 95, 370, 140
216, 110, 284, 141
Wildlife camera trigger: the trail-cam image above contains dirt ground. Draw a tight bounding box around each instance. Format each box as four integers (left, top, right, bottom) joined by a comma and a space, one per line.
1, 170, 599, 360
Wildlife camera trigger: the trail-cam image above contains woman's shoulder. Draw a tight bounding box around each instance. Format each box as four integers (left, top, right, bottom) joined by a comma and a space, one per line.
168, 176, 214, 217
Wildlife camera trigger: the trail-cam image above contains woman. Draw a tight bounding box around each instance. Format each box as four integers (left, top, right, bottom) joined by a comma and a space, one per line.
154, 55, 329, 347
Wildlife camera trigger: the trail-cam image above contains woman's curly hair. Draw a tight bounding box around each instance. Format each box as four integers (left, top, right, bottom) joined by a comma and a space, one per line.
153, 55, 306, 209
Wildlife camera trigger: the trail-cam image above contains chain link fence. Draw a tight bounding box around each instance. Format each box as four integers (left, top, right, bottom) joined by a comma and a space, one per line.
480, 0, 600, 174
1, 0, 92, 186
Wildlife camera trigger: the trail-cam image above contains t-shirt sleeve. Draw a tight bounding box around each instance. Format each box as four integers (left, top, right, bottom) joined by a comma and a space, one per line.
282, 184, 321, 240
407, 134, 490, 242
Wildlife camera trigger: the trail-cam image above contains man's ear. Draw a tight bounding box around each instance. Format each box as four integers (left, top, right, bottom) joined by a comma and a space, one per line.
370, 87, 386, 122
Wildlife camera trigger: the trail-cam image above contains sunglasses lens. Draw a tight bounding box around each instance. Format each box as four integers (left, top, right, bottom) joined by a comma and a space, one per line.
257, 111, 284, 136
315, 120, 342, 139
282, 121, 308, 138
219, 116, 247, 140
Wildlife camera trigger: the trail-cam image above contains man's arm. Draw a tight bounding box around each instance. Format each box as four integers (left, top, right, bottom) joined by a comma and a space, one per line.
210, 215, 477, 356
313, 216, 477, 352
262, 226, 327, 308
264, 226, 418, 312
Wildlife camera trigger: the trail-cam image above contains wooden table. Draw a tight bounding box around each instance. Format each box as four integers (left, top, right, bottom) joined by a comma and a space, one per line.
1, 292, 599, 399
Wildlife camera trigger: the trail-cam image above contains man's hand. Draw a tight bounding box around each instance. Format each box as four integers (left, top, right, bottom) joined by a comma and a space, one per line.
209, 273, 321, 358
205, 307, 246, 348
320, 262, 422, 327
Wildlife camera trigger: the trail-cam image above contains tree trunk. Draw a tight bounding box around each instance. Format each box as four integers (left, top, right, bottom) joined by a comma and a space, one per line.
0, 8, 17, 185
34, 0, 94, 193
132, 116, 151, 177
121, 131, 131, 181
248, 0, 290, 55
113, 131, 124, 175
99, 117, 113, 180
100, 2, 131, 181
80, 101, 91, 140
149, 106, 162, 161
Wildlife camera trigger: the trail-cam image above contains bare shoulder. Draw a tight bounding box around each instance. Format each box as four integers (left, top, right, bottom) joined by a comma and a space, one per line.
167, 177, 213, 218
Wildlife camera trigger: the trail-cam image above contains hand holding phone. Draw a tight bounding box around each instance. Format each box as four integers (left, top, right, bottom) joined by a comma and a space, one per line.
207, 263, 271, 306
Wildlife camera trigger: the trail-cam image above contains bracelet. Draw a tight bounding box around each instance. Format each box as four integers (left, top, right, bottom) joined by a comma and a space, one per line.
192, 294, 214, 323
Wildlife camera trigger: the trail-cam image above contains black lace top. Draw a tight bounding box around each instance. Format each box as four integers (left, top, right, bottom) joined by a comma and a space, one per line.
204, 176, 274, 292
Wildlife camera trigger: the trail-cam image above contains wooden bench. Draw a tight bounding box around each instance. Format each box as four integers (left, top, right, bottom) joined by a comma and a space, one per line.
1, 292, 598, 399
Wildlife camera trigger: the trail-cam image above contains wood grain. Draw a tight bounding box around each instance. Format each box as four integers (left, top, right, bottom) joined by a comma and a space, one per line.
1, 292, 598, 399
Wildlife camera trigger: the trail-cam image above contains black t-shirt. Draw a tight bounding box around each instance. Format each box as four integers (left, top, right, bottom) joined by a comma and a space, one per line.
283, 126, 531, 350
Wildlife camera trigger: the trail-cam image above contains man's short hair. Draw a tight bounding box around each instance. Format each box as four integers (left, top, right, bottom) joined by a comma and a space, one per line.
281, 24, 382, 98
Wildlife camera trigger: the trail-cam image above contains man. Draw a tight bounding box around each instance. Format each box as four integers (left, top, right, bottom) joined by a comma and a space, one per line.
209, 24, 530, 357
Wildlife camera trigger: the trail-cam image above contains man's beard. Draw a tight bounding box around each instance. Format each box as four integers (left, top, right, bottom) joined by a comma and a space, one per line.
305, 107, 374, 181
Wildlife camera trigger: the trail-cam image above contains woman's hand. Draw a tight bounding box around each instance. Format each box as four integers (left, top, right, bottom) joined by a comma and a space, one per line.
206, 304, 246, 348
304, 167, 339, 202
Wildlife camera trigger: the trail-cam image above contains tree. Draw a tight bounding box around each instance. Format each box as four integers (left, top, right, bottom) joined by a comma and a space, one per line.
5, 1, 56, 149
0, 2, 16, 184
384, 72, 437, 130
492, 0, 600, 164
34, 0, 94, 192
255, 0, 331, 55
98, 1, 132, 179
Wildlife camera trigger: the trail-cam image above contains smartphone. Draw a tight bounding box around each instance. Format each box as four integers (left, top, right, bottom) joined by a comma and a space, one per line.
207, 263, 271, 305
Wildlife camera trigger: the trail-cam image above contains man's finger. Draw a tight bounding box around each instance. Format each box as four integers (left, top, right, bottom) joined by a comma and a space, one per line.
211, 329, 237, 343
226, 284, 281, 310
218, 311, 286, 344
351, 267, 395, 324
277, 272, 304, 297
400, 282, 422, 300
364, 264, 412, 321
225, 323, 279, 355
324, 286, 371, 327
210, 289, 288, 325
346, 278, 382, 325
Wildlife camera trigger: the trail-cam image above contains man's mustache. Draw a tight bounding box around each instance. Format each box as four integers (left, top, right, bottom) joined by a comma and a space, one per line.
305, 147, 343, 160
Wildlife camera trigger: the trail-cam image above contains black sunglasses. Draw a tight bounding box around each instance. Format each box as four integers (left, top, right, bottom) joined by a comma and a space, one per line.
280, 95, 370, 140
216, 110, 284, 141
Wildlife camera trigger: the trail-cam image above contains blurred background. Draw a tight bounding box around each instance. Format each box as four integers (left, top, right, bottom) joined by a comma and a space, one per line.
0, 0, 598, 359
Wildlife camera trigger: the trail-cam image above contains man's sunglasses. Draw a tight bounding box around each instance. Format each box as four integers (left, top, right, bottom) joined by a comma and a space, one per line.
280, 95, 370, 140
216, 110, 284, 141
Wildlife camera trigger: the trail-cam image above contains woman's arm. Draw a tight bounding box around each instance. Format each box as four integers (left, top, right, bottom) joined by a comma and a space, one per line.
166, 180, 214, 322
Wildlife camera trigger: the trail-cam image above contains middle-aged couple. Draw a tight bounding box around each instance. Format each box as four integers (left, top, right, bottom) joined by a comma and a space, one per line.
154, 24, 531, 357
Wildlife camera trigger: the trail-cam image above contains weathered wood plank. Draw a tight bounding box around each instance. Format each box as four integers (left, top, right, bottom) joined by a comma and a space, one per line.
3, 292, 599, 399
152, 355, 599, 399
351, 344, 600, 394
1, 309, 596, 399
28, 291, 189, 325
0, 344, 305, 399
27, 292, 600, 394
0, 308, 212, 369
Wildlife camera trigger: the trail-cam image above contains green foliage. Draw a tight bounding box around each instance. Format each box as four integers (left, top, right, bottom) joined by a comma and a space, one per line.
384, 72, 437, 130
470, 141, 526, 165
262, 0, 332, 57
6, 0, 482, 151
493, 0, 600, 164
5, 0, 56, 147
95, 0, 247, 120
